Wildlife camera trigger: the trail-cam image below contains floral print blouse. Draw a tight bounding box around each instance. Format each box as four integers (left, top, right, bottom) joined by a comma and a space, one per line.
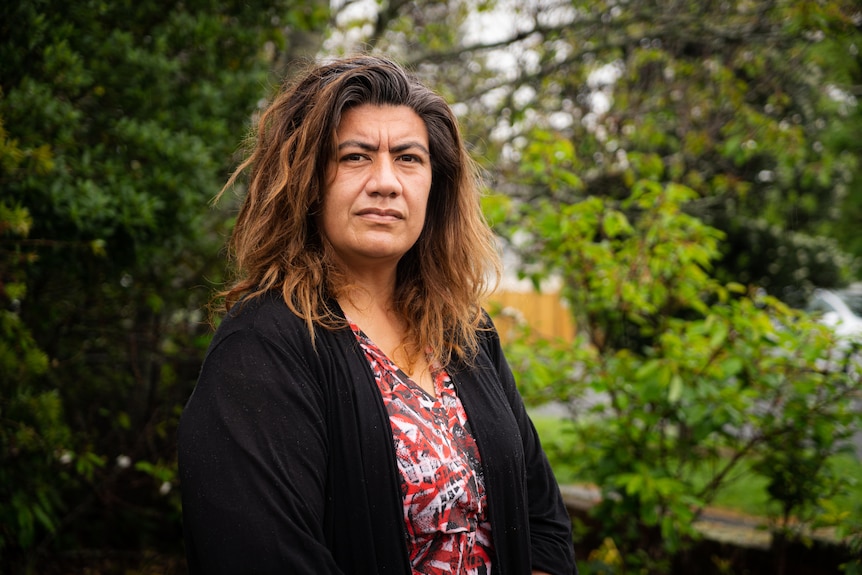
350, 321, 493, 574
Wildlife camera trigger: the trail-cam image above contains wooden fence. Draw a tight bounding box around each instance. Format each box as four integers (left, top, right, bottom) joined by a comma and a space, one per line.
486, 290, 575, 343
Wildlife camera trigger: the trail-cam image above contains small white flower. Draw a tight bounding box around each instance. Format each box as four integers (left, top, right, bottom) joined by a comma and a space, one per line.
59, 451, 74, 465
116, 455, 132, 469
159, 481, 172, 495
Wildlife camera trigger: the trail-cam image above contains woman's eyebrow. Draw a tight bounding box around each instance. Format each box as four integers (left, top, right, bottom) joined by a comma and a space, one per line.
337, 139, 376, 151
391, 142, 430, 156
337, 139, 430, 156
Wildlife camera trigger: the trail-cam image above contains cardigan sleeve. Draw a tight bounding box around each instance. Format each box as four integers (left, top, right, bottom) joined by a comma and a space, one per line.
482, 319, 579, 575
177, 316, 345, 575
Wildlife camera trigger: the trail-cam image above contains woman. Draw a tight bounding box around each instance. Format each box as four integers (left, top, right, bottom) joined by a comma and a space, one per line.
178, 55, 577, 575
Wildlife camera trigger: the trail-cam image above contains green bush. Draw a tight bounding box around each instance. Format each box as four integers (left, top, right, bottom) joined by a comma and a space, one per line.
503, 179, 862, 572
0, 0, 328, 571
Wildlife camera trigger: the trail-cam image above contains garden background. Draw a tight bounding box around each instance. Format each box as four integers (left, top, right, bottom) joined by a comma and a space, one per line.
2, 0, 862, 573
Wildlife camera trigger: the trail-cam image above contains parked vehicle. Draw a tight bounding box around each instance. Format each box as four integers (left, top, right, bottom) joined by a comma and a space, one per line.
807, 286, 862, 389
807, 286, 862, 340
807, 287, 862, 460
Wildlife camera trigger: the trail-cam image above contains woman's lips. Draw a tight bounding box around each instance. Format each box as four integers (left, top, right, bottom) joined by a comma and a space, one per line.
356, 207, 404, 220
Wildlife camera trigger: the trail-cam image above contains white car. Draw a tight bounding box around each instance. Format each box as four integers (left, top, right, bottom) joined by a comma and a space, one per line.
808, 286, 862, 340
808, 286, 862, 385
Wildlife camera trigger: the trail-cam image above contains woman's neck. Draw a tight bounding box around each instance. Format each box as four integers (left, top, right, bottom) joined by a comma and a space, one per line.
337, 278, 435, 397
335, 256, 398, 304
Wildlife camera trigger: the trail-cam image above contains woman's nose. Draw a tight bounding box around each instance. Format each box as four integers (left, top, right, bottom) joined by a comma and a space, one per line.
367, 158, 402, 197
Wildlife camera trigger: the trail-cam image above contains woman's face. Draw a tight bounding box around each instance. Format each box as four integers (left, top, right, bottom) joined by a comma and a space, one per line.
321, 104, 432, 273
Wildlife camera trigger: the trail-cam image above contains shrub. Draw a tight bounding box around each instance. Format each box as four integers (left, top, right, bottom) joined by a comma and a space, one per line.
502, 180, 862, 571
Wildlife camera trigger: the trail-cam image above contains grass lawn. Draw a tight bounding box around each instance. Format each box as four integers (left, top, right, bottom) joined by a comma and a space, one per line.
531, 415, 862, 519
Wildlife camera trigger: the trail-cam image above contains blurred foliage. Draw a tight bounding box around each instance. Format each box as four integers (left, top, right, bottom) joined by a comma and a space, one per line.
500, 180, 862, 571
0, 0, 328, 571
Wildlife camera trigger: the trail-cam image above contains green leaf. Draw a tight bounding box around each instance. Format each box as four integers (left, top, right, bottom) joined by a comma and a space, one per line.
668, 374, 684, 404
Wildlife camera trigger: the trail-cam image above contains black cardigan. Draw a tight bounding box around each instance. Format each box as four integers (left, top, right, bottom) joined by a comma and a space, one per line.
178, 292, 577, 574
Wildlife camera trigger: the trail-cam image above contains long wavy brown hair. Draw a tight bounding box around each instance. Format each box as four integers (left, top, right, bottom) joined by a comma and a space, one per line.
217, 54, 501, 368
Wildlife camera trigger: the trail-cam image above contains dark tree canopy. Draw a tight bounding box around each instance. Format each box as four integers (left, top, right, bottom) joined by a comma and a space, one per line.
0, 0, 328, 568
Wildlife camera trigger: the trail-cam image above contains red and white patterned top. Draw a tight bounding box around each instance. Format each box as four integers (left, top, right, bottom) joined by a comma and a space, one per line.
349, 320, 494, 574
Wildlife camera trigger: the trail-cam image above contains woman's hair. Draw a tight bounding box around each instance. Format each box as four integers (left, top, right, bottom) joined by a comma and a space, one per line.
218, 54, 501, 367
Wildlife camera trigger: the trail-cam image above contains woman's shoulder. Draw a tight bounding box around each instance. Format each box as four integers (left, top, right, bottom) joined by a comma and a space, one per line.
475, 309, 504, 356
220, 290, 302, 328
209, 291, 325, 352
